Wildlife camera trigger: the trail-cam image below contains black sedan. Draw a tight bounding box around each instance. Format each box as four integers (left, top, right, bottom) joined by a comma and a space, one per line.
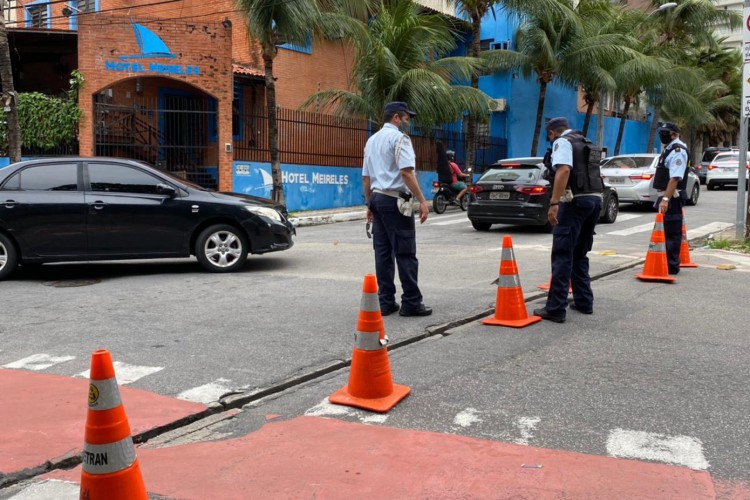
467, 157, 618, 231
0, 158, 295, 280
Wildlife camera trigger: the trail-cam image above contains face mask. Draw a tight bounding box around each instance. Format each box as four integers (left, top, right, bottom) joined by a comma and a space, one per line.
658, 130, 672, 145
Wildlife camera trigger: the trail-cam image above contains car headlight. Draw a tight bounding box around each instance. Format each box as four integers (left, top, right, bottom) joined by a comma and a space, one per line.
244, 206, 283, 222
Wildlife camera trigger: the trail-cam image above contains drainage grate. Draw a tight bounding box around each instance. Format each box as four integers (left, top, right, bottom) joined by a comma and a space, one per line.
42, 279, 102, 288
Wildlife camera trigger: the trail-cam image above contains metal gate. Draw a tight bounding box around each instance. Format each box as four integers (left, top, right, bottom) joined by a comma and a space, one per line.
94, 92, 219, 189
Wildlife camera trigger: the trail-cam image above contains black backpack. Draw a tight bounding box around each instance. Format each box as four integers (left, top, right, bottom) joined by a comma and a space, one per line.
565, 133, 604, 195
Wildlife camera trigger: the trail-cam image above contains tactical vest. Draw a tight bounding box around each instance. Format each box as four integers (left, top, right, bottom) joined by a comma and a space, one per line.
653, 142, 689, 191
550, 133, 604, 195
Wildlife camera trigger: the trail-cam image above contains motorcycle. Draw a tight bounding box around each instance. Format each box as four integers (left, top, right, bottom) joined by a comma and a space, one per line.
432, 181, 469, 214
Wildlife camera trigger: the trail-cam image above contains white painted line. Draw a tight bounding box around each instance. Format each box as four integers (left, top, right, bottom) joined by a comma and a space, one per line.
613, 213, 643, 222
3, 354, 76, 371
432, 218, 470, 226
7, 479, 79, 500
606, 428, 709, 470
452, 408, 482, 428
429, 212, 469, 221
177, 378, 234, 404
305, 399, 355, 417
686, 222, 733, 240
605, 222, 655, 236
361, 414, 389, 424
77, 361, 163, 385
514, 416, 541, 445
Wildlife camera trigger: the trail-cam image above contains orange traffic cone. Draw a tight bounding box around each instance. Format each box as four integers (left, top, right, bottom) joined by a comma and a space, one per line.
79, 350, 147, 500
679, 210, 698, 268
329, 274, 410, 413
636, 213, 677, 283
483, 235, 541, 328
536, 275, 572, 294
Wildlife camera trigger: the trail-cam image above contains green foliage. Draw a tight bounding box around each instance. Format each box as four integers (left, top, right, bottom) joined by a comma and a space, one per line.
0, 70, 83, 153
707, 237, 750, 253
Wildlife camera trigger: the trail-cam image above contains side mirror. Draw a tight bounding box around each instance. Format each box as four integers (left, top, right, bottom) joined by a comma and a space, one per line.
156, 183, 177, 197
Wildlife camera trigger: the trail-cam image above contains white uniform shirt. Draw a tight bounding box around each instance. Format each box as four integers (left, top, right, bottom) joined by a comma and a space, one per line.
550, 129, 574, 171
664, 138, 688, 180
362, 123, 416, 192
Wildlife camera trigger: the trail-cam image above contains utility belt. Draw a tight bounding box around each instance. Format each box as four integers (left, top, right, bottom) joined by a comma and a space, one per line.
372, 189, 416, 216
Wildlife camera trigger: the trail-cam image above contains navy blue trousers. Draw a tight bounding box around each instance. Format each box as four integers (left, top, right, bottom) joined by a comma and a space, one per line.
545, 196, 602, 316
662, 196, 684, 274
369, 192, 423, 311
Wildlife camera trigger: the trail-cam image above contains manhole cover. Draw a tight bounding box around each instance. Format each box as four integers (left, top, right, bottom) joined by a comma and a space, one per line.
42, 279, 101, 288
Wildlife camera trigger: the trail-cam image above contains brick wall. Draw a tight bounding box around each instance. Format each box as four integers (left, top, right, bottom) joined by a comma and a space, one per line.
77, 14, 234, 190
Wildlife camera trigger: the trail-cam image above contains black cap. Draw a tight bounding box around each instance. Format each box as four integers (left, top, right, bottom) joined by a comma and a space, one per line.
384, 101, 416, 117
545, 117, 570, 132
659, 122, 680, 133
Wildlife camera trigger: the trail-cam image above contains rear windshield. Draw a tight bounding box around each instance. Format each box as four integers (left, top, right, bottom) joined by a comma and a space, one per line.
702, 150, 731, 163
713, 153, 740, 163
601, 157, 637, 169
479, 165, 542, 183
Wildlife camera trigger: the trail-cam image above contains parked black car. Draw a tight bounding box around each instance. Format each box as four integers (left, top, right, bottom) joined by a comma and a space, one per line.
467, 157, 618, 231
0, 158, 295, 280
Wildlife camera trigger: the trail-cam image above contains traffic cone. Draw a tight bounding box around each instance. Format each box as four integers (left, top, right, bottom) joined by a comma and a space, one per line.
79, 350, 147, 500
536, 275, 572, 294
679, 210, 698, 268
483, 235, 541, 328
635, 213, 677, 283
329, 274, 410, 413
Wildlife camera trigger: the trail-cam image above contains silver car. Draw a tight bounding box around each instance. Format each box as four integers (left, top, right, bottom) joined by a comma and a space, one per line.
600, 153, 700, 207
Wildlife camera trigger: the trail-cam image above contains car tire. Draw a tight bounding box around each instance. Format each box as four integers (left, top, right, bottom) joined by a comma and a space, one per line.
686, 183, 699, 206
600, 194, 619, 223
459, 195, 469, 211
433, 194, 448, 214
0, 233, 19, 281
471, 220, 491, 231
195, 224, 249, 273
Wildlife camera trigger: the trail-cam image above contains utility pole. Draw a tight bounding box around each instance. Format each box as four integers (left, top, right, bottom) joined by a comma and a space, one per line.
0, 5, 21, 163
738, 1, 750, 239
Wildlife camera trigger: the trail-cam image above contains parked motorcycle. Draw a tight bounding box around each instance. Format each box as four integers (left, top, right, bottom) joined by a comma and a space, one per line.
432, 182, 469, 213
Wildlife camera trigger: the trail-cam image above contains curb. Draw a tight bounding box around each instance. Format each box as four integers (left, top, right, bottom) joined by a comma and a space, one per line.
290, 211, 367, 228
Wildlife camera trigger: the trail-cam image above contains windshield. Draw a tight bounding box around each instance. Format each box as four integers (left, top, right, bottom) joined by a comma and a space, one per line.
601, 157, 637, 169
713, 153, 741, 163
479, 165, 542, 183
132, 160, 209, 191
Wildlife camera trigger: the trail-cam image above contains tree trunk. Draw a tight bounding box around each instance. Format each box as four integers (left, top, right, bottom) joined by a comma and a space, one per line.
582, 100, 594, 137
531, 80, 548, 156
614, 97, 631, 156
263, 49, 285, 206
465, 15, 482, 178
646, 109, 659, 154
0, 12, 21, 163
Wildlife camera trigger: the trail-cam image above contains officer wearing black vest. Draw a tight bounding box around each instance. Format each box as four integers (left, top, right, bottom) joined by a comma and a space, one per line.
653, 122, 688, 275
533, 117, 603, 323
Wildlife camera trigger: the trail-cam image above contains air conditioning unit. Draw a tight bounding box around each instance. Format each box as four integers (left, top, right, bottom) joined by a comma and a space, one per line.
489, 98, 507, 112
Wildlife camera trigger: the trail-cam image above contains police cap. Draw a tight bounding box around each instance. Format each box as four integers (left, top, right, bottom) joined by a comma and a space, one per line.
384, 101, 416, 117
545, 117, 570, 132
659, 122, 680, 133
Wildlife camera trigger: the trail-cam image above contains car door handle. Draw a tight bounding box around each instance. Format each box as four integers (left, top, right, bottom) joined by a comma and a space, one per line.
4, 200, 17, 208
90, 201, 106, 210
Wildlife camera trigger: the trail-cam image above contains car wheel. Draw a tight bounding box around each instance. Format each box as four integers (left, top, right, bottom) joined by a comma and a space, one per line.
471, 220, 491, 231
601, 194, 619, 223
460, 195, 469, 211
0, 233, 19, 281
686, 183, 699, 206
195, 224, 249, 273
433, 194, 448, 214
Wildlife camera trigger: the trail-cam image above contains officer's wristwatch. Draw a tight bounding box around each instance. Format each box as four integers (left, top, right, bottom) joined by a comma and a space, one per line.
661, 197, 670, 202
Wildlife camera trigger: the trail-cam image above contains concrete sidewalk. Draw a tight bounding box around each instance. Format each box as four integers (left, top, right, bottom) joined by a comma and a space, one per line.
288, 205, 368, 227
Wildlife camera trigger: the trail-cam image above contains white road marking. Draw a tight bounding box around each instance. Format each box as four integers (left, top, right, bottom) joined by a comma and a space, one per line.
452, 408, 482, 428
605, 222, 655, 236
432, 218, 470, 226
686, 222, 733, 240
304, 399, 390, 424
177, 378, 236, 404
77, 361, 163, 385
613, 213, 643, 222
606, 428, 709, 470
2, 354, 75, 371
514, 416, 541, 446
7, 479, 79, 500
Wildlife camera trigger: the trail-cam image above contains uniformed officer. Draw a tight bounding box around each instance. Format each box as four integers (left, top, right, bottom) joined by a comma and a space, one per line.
362, 101, 432, 317
533, 117, 602, 323
653, 122, 688, 275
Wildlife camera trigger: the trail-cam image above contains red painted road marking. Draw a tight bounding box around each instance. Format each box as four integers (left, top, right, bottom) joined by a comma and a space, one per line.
46, 416, 749, 499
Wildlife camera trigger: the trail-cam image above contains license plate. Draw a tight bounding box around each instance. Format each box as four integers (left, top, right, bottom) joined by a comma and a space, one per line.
489, 191, 510, 200
607, 177, 625, 184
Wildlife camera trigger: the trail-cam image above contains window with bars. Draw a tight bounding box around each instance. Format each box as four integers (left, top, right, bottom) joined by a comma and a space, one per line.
76, 0, 95, 13
1, 0, 18, 25
25, 3, 49, 28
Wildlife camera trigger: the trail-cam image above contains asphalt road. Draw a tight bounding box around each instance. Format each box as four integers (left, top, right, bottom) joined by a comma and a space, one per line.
1, 187, 748, 496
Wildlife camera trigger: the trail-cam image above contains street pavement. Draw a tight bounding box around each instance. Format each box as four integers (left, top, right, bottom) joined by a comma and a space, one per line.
1, 205, 749, 499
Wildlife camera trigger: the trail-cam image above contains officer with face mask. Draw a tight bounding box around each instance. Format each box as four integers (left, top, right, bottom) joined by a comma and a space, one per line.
653, 122, 689, 275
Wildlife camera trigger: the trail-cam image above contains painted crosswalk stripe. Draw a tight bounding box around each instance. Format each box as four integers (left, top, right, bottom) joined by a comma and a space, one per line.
613, 213, 643, 222
605, 222, 655, 236
177, 378, 238, 404
77, 361, 163, 385
686, 222, 733, 240
432, 218, 470, 226
606, 428, 709, 470
2, 354, 76, 371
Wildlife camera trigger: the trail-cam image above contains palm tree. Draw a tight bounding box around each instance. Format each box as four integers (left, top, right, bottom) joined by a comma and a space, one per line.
303, 1, 492, 131
0, 9, 21, 163
234, 0, 324, 205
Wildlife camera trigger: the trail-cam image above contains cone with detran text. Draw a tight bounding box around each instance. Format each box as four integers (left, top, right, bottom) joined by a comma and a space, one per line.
329, 274, 410, 413
679, 209, 698, 268
79, 349, 147, 500
635, 213, 677, 283
483, 235, 541, 328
